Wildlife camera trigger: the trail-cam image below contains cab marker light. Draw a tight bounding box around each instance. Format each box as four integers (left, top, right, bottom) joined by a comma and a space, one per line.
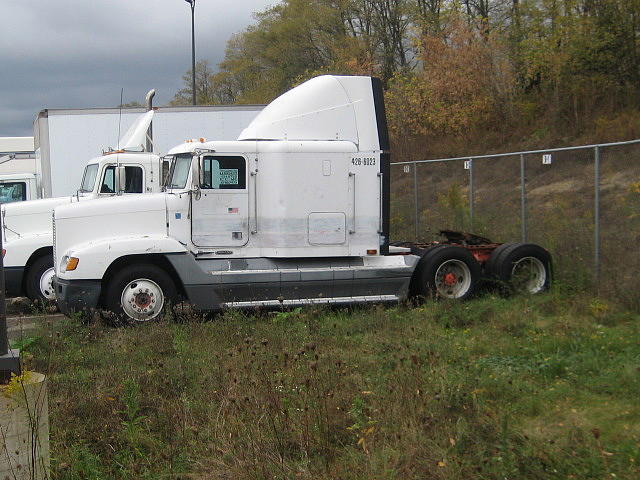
66, 257, 80, 271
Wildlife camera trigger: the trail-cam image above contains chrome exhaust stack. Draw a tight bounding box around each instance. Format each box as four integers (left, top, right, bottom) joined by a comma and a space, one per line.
145, 89, 156, 152
145, 89, 156, 111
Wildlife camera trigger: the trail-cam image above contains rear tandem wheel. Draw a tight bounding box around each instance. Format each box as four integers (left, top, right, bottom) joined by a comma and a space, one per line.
485, 243, 552, 294
413, 245, 481, 300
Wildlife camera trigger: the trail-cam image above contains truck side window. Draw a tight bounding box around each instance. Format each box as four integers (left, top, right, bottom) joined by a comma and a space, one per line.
100, 166, 143, 194
101, 167, 115, 193
124, 166, 143, 193
161, 160, 171, 186
201, 156, 246, 190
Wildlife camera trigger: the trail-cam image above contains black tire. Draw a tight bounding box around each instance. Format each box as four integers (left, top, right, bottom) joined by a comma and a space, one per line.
104, 264, 177, 323
413, 245, 481, 300
408, 244, 449, 297
484, 243, 517, 276
25, 255, 55, 304
485, 243, 552, 295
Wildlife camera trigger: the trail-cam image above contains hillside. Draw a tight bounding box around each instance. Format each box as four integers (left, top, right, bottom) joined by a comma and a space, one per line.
25, 293, 640, 479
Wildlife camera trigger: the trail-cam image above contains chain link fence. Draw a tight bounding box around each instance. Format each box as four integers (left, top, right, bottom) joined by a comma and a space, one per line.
390, 140, 640, 308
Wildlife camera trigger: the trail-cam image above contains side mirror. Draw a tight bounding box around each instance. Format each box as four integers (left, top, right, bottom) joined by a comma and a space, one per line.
198, 156, 206, 186
116, 165, 127, 193
191, 156, 201, 200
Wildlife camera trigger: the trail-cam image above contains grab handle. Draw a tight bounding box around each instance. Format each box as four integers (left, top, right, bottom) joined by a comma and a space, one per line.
377, 172, 383, 234
349, 172, 356, 234
251, 169, 258, 234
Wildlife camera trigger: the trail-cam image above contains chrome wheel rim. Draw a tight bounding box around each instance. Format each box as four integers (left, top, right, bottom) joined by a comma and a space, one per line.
511, 256, 546, 294
121, 278, 164, 322
39, 267, 56, 300
435, 259, 472, 298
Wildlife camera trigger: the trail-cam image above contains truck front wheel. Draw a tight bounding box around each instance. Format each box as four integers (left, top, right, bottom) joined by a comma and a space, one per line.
104, 264, 177, 322
25, 255, 56, 304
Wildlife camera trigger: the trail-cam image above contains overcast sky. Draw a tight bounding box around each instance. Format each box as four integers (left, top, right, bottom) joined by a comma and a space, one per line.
0, 0, 275, 137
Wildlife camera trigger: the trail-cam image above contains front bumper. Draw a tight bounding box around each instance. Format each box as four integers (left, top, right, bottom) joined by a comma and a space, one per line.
54, 277, 102, 316
4, 267, 25, 297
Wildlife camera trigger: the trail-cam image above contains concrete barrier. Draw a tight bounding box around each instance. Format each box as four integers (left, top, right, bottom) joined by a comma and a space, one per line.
0, 372, 49, 479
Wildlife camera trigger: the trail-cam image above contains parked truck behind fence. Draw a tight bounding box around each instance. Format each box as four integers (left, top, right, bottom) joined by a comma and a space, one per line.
52, 75, 552, 322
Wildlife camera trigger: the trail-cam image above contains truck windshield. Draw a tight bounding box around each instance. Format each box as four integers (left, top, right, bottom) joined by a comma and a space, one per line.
167, 154, 192, 189
80, 164, 99, 192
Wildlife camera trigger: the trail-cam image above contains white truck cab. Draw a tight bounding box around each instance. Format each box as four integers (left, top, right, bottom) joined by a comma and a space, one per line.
1, 110, 165, 302
0, 173, 38, 203
0, 136, 38, 202
53, 75, 553, 321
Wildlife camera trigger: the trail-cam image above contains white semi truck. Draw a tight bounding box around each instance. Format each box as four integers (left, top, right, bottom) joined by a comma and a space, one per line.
52, 76, 552, 322
2, 103, 264, 303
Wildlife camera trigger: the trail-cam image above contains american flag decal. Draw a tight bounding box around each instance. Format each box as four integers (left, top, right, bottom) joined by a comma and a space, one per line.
228, 207, 239, 214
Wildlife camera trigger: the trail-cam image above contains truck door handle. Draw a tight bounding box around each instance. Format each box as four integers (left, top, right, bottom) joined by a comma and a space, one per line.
349, 172, 356, 234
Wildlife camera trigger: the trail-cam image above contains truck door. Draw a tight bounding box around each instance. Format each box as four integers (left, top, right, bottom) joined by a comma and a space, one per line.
191, 155, 249, 247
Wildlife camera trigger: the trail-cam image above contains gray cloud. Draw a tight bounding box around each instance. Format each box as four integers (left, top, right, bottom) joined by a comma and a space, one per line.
0, 0, 275, 136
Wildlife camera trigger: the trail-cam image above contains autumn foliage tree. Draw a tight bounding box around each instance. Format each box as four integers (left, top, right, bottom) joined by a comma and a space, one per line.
386, 16, 515, 139
172, 0, 640, 154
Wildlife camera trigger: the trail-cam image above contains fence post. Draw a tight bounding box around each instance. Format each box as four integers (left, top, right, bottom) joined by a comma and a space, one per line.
468, 159, 474, 231
520, 154, 527, 242
594, 145, 601, 286
413, 162, 419, 241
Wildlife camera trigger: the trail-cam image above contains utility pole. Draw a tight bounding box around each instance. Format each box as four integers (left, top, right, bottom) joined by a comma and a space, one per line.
0, 208, 21, 383
185, 0, 197, 106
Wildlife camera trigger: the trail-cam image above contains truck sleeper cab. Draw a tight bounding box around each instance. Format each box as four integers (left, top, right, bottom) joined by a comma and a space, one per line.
54, 140, 421, 320
53, 76, 552, 322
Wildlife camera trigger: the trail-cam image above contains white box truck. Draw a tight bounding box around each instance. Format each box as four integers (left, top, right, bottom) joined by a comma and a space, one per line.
0, 137, 37, 203
52, 76, 552, 322
34, 101, 264, 198
2, 99, 264, 303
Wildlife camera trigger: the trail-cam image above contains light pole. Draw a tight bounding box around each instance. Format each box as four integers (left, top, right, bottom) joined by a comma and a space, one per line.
0, 206, 21, 383
185, 0, 196, 105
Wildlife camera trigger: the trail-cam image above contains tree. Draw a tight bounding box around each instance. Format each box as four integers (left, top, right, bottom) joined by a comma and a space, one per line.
386, 14, 514, 138
171, 60, 218, 105
172, 0, 640, 147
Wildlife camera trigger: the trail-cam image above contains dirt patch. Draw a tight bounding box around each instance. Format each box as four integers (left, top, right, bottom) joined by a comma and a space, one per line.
600, 171, 638, 191
528, 179, 585, 197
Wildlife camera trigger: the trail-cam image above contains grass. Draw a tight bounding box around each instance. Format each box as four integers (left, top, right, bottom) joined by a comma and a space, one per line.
21, 290, 640, 479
